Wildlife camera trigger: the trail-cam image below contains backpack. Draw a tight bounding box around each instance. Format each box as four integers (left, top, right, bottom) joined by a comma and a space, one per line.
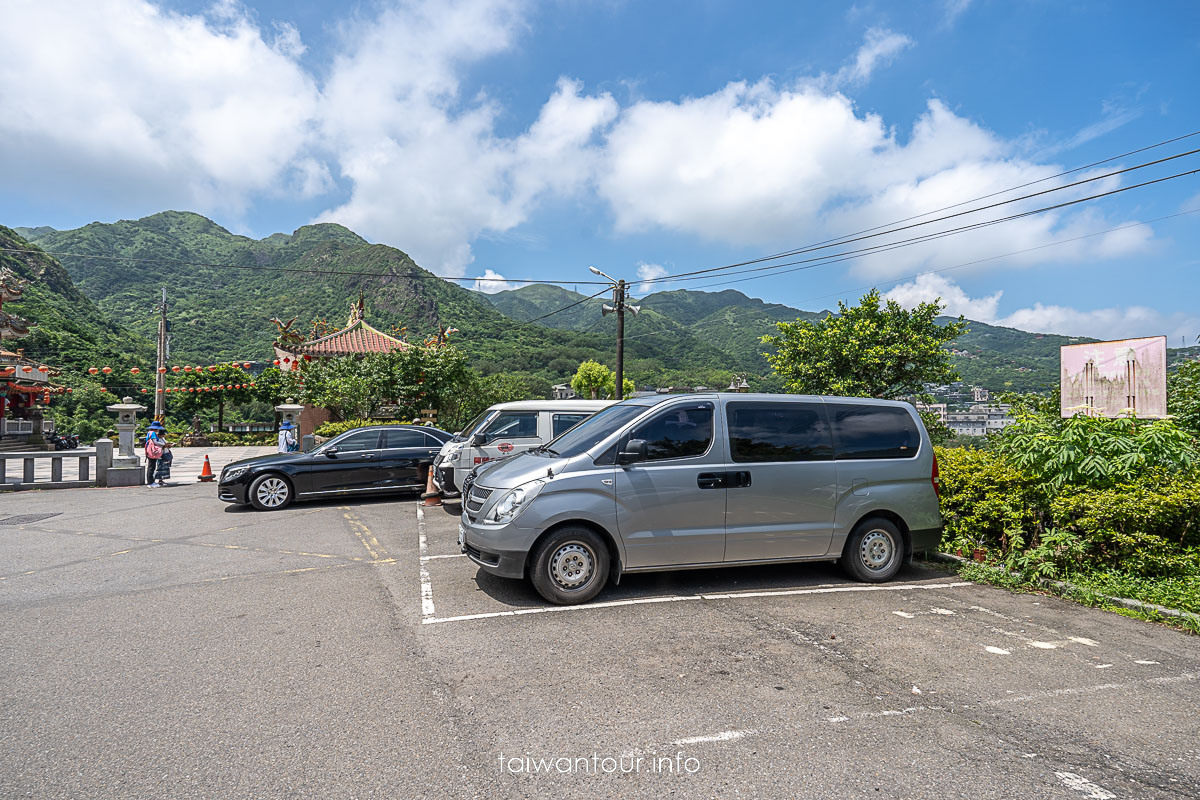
145, 437, 163, 459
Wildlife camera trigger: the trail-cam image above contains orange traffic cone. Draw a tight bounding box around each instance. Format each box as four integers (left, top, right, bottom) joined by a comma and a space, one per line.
197, 455, 215, 482
421, 464, 442, 507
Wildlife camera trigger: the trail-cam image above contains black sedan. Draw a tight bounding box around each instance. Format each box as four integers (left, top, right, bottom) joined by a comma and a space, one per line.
217, 425, 453, 510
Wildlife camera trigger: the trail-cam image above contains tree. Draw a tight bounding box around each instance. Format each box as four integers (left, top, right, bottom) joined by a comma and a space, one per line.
172, 364, 259, 430
1168, 359, 1200, 439
762, 289, 967, 398
571, 360, 612, 400
605, 375, 636, 400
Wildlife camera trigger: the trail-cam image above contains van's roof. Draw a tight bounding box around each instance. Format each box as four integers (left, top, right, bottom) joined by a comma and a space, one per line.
618, 392, 916, 408
488, 400, 615, 411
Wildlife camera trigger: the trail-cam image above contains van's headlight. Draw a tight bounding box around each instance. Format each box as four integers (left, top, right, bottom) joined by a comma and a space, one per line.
489, 482, 544, 523
222, 465, 249, 482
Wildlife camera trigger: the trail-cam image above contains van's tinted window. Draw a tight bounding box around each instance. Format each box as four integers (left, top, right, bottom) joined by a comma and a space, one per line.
552, 413, 590, 438
828, 404, 919, 459
630, 403, 714, 461
727, 402, 832, 462
481, 411, 538, 441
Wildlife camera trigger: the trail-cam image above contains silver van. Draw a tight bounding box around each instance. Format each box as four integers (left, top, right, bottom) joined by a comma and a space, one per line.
458, 393, 942, 604
432, 400, 613, 497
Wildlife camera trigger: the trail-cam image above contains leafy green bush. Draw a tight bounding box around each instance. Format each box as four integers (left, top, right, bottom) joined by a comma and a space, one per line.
935, 447, 1042, 556
1169, 359, 1200, 438
937, 442, 1200, 581
1049, 473, 1200, 577
314, 419, 407, 438
996, 411, 1197, 491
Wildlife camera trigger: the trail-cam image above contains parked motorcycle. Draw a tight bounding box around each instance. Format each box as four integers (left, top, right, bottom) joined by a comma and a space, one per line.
49, 433, 80, 450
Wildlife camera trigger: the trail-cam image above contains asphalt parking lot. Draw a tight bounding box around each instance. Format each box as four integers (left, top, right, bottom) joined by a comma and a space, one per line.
2, 482, 1198, 799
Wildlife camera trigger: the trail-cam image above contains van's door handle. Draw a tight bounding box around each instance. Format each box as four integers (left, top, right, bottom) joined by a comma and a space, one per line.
697, 472, 724, 489
732, 470, 751, 488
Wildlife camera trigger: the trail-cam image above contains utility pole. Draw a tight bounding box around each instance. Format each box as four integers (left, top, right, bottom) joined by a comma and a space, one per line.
154, 288, 167, 420
589, 267, 640, 401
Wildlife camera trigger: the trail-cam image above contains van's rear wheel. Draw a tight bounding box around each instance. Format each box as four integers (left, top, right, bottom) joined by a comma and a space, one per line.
841, 517, 903, 582
530, 527, 609, 605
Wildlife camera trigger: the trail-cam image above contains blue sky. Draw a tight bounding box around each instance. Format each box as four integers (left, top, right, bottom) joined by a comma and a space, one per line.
2, 0, 1198, 340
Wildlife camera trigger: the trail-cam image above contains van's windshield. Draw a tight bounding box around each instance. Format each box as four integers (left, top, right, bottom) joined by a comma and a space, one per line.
534, 403, 648, 458
453, 409, 497, 442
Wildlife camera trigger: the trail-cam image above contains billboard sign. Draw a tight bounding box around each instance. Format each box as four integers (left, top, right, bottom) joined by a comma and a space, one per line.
1060, 336, 1167, 418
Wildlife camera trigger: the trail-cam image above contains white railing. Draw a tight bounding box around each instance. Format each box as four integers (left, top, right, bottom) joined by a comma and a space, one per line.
1, 419, 34, 435
0, 450, 96, 488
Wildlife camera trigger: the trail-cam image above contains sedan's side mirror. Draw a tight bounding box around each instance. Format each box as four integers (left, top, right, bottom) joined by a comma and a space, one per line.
617, 438, 648, 465
324, 447, 339, 458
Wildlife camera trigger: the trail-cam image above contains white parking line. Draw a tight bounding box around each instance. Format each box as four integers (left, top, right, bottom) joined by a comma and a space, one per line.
420, 581, 973, 625
416, 507, 435, 618
1055, 771, 1116, 799
420, 553, 466, 561
672, 729, 755, 745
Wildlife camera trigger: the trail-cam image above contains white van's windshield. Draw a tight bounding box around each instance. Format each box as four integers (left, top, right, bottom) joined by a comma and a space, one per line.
533, 403, 649, 458
453, 409, 497, 442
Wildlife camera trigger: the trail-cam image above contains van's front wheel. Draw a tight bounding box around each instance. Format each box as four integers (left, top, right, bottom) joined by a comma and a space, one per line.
841, 517, 903, 582
530, 527, 609, 605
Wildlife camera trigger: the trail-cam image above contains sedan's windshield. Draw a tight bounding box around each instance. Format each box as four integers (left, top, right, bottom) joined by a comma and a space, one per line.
452, 409, 497, 442
538, 402, 649, 459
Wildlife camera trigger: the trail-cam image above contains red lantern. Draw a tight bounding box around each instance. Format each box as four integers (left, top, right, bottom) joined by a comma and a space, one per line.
172, 366, 180, 373
303, 354, 312, 361
131, 367, 141, 375
158, 367, 167, 374
22, 365, 32, 372
66, 388, 73, 394
249, 382, 256, 387
102, 366, 112, 375
38, 365, 49, 372
273, 359, 280, 366
140, 388, 147, 393
208, 366, 217, 372
88, 367, 98, 375
100, 387, 108, 393
157, 388, 163, 393
242, 361, 251, 369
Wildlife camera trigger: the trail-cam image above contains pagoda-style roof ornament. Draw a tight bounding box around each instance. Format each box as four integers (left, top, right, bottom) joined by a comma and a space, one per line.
348, 290, 365, 326
0, 266, 25, 302
284, 318, 409, 358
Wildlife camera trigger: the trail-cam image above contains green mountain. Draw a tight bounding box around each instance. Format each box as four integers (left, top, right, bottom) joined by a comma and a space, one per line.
17, 212, 742, 390
0, 226, 154, 370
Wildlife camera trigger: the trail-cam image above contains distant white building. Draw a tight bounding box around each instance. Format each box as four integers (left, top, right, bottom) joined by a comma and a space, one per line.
551, 383, 578, 400
946, 404, 1014, 437
973, 386, 990, 402
915, 402, 947, 423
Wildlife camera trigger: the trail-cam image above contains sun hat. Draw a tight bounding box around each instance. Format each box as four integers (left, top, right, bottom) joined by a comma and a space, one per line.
280, 420, 296, 430
148, 421, 166, 430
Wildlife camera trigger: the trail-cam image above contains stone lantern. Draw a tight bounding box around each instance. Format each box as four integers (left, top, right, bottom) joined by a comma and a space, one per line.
105, 396, 147, 486
275, 398, 307, 450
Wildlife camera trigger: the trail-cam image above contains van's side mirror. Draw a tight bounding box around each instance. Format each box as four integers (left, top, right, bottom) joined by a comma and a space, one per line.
471, 433, 486, 447
617, 439, 648, 465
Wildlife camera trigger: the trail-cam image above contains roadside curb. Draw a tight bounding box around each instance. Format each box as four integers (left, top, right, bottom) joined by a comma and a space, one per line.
929, 552, 1200, 625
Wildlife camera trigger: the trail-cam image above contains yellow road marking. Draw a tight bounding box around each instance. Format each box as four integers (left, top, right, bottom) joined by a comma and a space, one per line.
342, 510, 387, 560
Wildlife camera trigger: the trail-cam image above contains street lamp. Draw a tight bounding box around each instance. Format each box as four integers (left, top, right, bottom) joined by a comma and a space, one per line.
587, 266, 640, 401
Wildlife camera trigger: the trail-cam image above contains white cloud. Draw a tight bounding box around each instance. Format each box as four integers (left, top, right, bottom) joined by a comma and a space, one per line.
885, 272, 1003, 321
827, 27, 913, 88
941, 0, 974, 29
472, 269, 514, 293
635, 263, 668, 294
886, 273, 1200, 341
0, 0, 1160, 288
0, 0, 319, 214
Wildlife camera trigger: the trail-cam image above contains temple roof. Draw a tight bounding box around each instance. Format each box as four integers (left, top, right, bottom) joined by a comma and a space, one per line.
285, 319, 408, 356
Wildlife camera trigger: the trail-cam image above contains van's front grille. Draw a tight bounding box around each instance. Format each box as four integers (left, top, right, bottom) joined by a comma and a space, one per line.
465, 486, 494, 514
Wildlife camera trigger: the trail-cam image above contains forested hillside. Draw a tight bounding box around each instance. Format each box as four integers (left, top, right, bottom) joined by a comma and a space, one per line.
0, 226, 154, 370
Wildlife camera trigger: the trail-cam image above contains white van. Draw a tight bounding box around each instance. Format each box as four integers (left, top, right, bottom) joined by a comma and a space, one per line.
432, 400, 612, 497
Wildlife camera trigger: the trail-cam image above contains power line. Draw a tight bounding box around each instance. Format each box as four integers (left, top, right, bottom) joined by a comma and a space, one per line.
608, 208, 1200, 345
636, 147, 1200, 286
523, 286, 611, 323
747, 129, 1200, 259
627, 165, 1200, 293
